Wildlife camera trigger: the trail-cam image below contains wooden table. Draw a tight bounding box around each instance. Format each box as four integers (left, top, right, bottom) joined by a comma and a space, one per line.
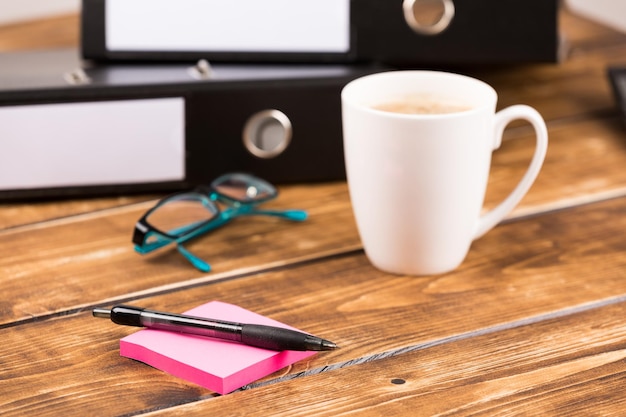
2, 9, 626, 416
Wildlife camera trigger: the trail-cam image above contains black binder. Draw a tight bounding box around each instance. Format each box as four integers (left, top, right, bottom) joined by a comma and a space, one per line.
81, 0, 560, 65
608, 67, 626, 127
0, 49, 383, 200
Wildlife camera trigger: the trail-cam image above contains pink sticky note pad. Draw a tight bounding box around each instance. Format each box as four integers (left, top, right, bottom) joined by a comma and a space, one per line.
120, 301, 316, 394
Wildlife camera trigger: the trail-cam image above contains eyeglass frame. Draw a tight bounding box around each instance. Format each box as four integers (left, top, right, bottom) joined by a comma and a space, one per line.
132, 173, 307, 272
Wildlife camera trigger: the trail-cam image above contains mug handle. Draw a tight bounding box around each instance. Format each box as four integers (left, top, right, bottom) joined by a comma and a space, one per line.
474, 105, 548, 239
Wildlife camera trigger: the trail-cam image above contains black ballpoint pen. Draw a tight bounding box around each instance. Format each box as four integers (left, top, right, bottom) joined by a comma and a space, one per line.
93, 305, 338, 352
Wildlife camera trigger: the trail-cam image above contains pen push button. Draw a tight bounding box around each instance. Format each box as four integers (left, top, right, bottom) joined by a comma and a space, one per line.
109, 305, 144, 326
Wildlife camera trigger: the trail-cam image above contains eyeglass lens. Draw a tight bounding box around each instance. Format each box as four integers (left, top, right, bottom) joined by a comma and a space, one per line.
212, 174, 276, 203
146, 196, 218, 240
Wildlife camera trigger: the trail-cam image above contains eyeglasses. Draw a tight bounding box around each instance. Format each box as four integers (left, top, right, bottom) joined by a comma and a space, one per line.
132, 172, 307, 272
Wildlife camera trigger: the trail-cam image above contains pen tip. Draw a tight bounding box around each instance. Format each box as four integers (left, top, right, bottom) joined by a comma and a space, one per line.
303, 335, 338, 351
92, 308, 111, 319
321, 340, 338, 351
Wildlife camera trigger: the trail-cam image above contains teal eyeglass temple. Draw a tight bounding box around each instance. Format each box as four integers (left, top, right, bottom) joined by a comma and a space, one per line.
132, 173, 307, 272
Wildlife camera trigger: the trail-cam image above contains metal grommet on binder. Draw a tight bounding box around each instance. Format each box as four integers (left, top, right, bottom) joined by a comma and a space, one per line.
403, 0, 455, 36
243, 109, 293, 159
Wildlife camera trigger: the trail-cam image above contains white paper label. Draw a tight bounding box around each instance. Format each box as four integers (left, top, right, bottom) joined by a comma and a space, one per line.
106, 0, 351, 53
0, 98, 185, 190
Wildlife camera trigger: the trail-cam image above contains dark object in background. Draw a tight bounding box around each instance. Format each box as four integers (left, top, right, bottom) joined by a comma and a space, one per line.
608, 67, 626, 127
0, 49, 383, 201
82, 0, 560, 66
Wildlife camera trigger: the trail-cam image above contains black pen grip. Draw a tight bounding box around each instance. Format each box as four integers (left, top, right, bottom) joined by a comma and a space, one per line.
241, 324, 308, 351
110, 305, 144, 327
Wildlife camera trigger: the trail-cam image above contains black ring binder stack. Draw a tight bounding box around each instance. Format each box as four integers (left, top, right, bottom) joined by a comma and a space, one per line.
82, 0, 559, 65
0, 0, 560, 200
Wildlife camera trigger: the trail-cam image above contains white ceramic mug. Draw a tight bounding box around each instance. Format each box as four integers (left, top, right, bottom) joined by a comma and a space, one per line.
341, 70, 548, 275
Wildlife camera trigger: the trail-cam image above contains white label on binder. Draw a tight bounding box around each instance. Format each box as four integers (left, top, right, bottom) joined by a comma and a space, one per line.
106, 0, 351, 53
0, 98, 185, 190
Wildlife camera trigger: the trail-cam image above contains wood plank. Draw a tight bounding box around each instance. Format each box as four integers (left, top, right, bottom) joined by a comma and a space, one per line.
3, 196, 626, 415
0, 195, 157, 230
0, 14, 79, 52
143, 302, 626, 417
0, 182, 360, 325
486, 115, 626, 216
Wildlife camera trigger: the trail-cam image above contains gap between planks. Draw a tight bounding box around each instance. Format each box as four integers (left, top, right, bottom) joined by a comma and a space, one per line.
244, 293, 626, 391
0, 244, 363, 330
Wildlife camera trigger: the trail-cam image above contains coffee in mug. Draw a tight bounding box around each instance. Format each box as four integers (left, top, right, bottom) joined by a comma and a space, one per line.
372, 95, 472, 115
341, 70, 548, 276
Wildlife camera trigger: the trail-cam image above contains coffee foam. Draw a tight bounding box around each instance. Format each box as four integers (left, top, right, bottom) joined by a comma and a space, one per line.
372, 94, 472, 115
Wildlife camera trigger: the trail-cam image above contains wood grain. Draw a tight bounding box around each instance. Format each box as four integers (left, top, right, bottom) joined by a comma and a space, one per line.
0, 14, 79, 52
0, 182, 360, 325
3, 196, 626, 415
0, 195, 158, 230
